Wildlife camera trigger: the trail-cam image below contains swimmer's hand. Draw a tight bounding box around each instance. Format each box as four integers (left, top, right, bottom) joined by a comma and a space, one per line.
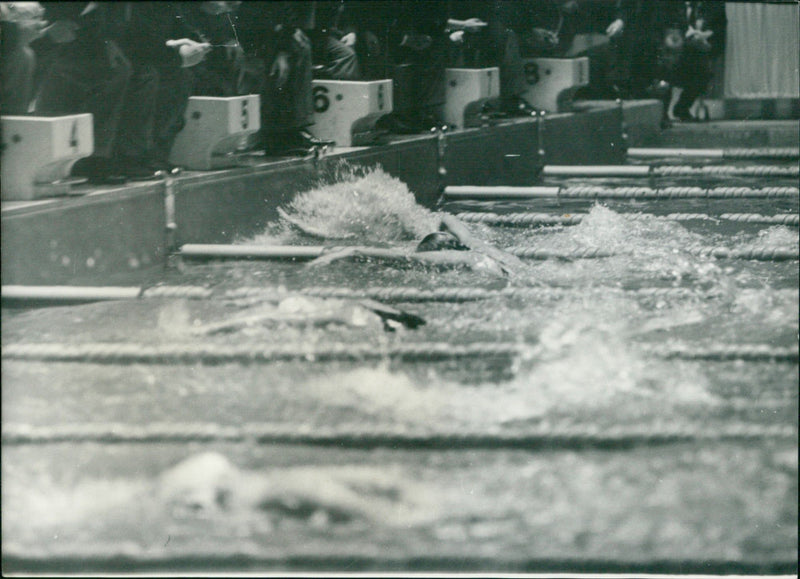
605, 18, 624, 38
166, 38, 212, 67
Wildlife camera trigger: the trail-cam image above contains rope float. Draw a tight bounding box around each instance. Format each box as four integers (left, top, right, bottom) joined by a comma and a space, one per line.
442, 185, 799, 200
506, 246, 799, 261
3, 421, 795, 447
542, 165, 800, 178
2, 284, 728, 306
0, 342, 521, 364
455, 212, 800, 227
3, 342, 797, 364
177, 244, 798, 262
225, 285, 717, 303
626, 147, 800, 160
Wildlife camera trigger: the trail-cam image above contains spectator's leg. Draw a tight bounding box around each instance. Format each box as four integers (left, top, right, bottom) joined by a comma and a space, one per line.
151, 65, 194, 167
409, 36, 447, 126
1, 46, 36, 114
316, 35, 361, 80
35, 43, 132, 166
673, 50, 711, 120
499, 29, 531, 112
115, 64, 160, 176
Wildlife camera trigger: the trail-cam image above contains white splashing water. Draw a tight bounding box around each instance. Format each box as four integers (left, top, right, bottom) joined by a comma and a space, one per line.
529, 204, 727, 286
303, 295, 715, 427
274, 164, 439, 243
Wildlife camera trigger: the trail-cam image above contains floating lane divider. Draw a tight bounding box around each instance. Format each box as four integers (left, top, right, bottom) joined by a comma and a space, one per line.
180, 244, 326, 260
442, 185, 799, 200
542, 165, 800, 178
2, 284, 734, 306
3, 342, 797, 364
1, 284, 213, 306
506, 246, 799, 261
455, 212, 800, 227
3, 422, 795, 447
225, 285, 724, 303
626, 147, 800, 160
178, 244, 798, 262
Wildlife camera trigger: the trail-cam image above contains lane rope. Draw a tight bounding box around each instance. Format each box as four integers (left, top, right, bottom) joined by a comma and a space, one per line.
541, 165, 800, 178
443, 185, 799, 200
223, 285, 723, 303
507, 246, 799, 261
652, 165, 800, 177
0, 285, 752, 306
3, 342, 797, 364
626, 147, 800, 160
455, 212, 800, 227
3, 421, 795, 447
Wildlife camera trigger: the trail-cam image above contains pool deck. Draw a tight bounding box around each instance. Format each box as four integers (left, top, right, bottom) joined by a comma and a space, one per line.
2, 100, 642, 286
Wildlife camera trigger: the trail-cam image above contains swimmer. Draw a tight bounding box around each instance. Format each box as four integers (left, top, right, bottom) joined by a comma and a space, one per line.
157, 452, 435, 526
191, 294, 425, 336
307, 214, 526, 277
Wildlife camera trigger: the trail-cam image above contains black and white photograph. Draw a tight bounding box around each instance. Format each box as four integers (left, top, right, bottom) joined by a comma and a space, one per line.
1, 0, 798, 576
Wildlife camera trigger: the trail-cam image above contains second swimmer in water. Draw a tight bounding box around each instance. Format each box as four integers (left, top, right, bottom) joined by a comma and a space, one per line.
306, 214, 526, 278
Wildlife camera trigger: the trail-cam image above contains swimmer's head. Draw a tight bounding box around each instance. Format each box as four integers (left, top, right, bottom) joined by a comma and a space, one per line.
416, 231, 470, 252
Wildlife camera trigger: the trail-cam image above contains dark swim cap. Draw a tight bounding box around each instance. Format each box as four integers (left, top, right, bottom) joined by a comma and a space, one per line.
416, 231, 470, 252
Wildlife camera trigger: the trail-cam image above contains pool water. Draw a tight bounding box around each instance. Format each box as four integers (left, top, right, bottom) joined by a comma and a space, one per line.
2, 161, 798, 572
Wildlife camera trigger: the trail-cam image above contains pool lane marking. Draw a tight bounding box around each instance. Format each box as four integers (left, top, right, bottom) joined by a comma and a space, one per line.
176, 244, 798, 261
1, 285, 757, 306
3, 421, 796, 447
627, 147, 799, 160
3, 342, 797, 364
455, 212, 800, 227
443, 185, 799, 199
542, 165, 800, 177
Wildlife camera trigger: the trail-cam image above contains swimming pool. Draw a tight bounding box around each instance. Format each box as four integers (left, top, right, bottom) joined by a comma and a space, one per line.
2, 154, 797, 573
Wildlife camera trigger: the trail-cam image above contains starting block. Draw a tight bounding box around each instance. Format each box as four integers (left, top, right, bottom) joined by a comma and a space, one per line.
1, 113, 93, 200
309, 79, 393, 147
521, 57, 589, 112
444, 67, 500, 129
169, 94, 260, 170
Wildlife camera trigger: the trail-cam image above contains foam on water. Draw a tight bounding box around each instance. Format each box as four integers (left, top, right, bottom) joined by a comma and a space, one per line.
270, 164, 439, 243
522, 204, 730, 287
301, 294, 716, 427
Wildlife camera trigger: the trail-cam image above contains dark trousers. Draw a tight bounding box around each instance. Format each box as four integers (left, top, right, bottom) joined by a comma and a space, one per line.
115, 64, 192, 163
1, 45, 36, 115
35, 42, 132, 158
459, 26, 526, 103
672, 47, 712, 116
391, 35, 448, 123
259, 31, 314, 137
311, 32, 361, 80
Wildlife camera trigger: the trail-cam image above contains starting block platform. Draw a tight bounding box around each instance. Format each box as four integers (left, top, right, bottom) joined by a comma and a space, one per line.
309, 79, 393, 147
444, 68, 501, 129
522, 57, 589, 113
169, 95, 261, 170
1, 114, 93, 200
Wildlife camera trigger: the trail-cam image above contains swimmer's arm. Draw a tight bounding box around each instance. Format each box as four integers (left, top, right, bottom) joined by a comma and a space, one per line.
439, 214, 526, 272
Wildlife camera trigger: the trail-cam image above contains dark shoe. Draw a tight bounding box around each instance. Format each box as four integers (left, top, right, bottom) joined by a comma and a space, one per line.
502, 97, 537, 117
261, 139, 315, 158
71, 156, 127, 185
674, 112, 698, 123
375, 113, 425, 134
297, 129, 334, 148
262, 130, 333, 156
115, 156, 163, 181
145, 158, 182, 175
